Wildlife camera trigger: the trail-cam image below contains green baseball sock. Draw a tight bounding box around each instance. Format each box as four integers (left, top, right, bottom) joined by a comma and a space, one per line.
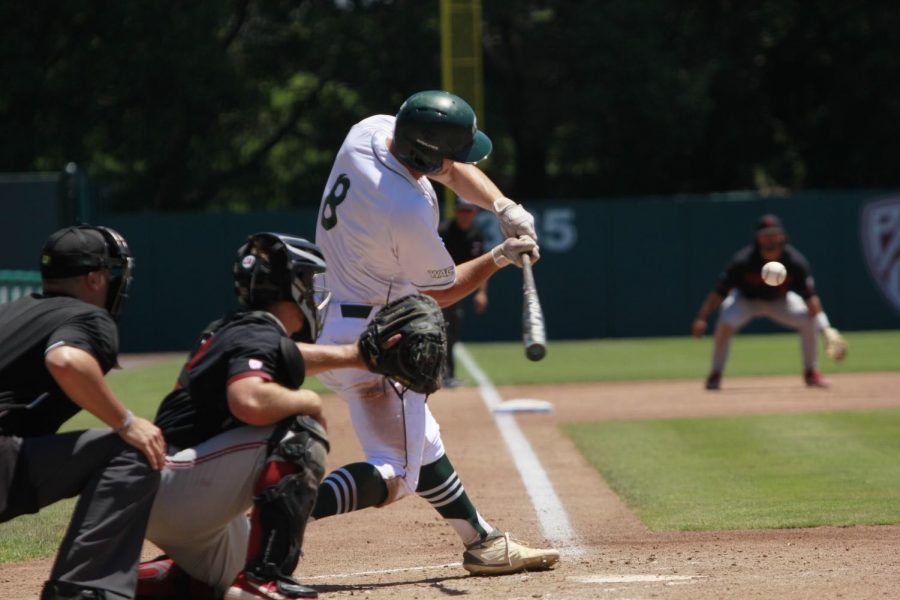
417, 454, 492, 546
312, 462, 387, 519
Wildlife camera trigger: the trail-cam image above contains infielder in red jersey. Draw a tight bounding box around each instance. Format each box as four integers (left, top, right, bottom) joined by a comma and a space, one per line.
311, 90, 559, 575
692, 214, 848, 390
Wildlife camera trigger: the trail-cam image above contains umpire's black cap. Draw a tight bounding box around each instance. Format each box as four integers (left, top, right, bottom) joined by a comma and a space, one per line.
756, 214, 785, 235
40, 226, 110, 279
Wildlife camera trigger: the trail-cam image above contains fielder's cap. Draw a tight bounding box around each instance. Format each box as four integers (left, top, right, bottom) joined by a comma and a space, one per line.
756, 214, 785, 234
40, 226, 111, 278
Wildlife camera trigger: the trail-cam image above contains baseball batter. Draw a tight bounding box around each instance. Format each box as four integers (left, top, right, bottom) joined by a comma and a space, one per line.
312, 90, 559, 574
692, 214, 848, 389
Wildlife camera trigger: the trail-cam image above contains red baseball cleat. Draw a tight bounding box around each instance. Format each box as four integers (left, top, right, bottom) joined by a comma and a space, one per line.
804, 368, 830, 388
224, 571, 318, 600
136, 555, 215, 599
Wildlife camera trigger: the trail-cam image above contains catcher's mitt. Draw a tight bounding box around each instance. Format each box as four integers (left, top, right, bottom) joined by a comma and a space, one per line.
358, 294, 447, 394
823, 327, 848, 361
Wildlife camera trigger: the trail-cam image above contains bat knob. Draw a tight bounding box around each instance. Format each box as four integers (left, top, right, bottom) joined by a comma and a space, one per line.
526, 344, 546, 361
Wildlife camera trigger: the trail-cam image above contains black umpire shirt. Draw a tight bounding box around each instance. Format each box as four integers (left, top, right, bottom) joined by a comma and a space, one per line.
154, 311, 306, 449
714, 244, 816, 301
0, 294, 119, 437
438, 219, 484, 265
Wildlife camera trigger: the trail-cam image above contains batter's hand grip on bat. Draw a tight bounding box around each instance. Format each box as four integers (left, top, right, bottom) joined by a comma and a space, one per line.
521, 254, 547, 361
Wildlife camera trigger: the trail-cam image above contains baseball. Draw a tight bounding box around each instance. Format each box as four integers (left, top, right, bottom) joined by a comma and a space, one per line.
761, 261, 787, 286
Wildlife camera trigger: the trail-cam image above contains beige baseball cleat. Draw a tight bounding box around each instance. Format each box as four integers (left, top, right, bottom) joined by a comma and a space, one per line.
462, 531, 560, 575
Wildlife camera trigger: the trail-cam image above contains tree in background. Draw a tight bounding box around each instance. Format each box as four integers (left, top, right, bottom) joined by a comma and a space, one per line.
1, 1, 899, 210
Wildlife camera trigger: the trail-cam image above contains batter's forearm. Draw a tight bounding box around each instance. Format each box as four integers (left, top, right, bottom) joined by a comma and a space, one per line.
296, 342, 365, 375
425, 252, 498, 308
429, 163, 503, 212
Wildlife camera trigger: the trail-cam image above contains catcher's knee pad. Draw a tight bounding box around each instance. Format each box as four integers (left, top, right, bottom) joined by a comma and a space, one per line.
248, 416, 329, 578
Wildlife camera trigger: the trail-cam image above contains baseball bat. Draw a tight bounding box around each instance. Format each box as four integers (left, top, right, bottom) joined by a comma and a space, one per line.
521, 254, 547, 361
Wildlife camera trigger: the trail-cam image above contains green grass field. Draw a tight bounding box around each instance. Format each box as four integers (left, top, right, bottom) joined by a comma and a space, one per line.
460, 330, 900, 385
565, 410, 900, 530
2, 330, 898, 562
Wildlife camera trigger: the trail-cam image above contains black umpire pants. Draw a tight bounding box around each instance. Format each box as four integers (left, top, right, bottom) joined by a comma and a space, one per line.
442, 305, 463, 379
0, 429, 160, 599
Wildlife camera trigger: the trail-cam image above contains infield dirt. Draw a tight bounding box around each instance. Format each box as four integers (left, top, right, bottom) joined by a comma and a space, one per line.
3, 372, 899, 599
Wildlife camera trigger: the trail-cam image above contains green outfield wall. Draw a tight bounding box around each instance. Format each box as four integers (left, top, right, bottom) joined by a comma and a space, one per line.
2, 188, 899, 351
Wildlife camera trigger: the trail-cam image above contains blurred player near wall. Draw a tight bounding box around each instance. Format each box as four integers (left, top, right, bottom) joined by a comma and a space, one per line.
692, 214, 847, 390
438, 197, 488, 387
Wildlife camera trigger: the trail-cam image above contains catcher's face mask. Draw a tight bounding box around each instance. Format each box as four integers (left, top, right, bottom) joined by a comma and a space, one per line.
290, 265, 331, 343
235, 233, 330, 343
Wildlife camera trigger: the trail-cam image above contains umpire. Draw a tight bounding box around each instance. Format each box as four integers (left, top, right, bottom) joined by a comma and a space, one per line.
0, 225, 165, 600
438, 197, 488, 386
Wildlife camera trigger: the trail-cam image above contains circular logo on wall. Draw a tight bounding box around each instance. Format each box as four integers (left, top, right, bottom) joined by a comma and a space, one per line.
861, 196, 900, 317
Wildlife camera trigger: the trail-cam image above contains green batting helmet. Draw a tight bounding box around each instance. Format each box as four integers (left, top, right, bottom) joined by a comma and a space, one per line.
393, 90, 492, 174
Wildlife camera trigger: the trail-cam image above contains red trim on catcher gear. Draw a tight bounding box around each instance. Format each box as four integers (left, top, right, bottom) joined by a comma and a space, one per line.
245, 460, 301, 564
163, 441, 267, 469
136, 556, 216, 599
227, 370, 274, 386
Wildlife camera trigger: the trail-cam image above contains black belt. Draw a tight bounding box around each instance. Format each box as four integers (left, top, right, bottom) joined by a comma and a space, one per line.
340, 304, 373, 319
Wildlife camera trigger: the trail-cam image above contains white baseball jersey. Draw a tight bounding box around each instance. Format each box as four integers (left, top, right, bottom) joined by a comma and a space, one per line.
315, 115, 456, 305
313, 115, 455, 501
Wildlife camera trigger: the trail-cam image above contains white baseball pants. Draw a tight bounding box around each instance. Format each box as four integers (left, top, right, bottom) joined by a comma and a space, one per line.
316, 304, 445, 502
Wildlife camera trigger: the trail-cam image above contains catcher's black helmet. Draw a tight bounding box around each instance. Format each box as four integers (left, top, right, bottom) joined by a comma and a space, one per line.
40, 224, 135, 321
393, 90, 492, 174
234, 233, 330, 342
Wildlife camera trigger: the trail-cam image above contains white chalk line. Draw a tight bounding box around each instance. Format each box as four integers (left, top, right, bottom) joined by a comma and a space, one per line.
455, 343, 585, 557
305, 562, 462, 580
570, 574, 705, 584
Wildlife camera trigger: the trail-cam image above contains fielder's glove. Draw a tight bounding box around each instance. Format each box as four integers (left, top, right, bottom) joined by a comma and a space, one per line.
358, 294, 447, 394
823, 327, 848, 361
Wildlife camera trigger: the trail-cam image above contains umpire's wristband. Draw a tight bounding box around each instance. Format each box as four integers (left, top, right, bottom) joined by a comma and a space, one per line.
113, 410, 134, 433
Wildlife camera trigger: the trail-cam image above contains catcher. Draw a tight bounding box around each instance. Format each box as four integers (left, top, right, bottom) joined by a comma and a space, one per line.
136, 233, 445, 600
692, 214, 848, 389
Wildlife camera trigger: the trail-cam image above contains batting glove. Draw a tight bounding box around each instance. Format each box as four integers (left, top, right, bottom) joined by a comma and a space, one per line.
491, 236, 540, 268
494, 197, 538, 241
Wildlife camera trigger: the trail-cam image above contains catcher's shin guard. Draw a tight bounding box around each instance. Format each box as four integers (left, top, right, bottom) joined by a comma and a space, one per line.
245, 416, 329, 580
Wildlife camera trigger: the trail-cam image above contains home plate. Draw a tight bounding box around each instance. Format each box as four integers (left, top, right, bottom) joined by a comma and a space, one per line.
492, 398, 554, 413
569, 574, 704, 584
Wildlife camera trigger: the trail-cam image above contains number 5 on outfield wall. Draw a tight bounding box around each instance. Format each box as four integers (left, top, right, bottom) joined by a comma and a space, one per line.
480, 207, 578, 253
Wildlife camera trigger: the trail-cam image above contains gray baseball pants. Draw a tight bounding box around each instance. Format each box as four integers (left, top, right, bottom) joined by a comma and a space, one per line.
712, 290, 819, 373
